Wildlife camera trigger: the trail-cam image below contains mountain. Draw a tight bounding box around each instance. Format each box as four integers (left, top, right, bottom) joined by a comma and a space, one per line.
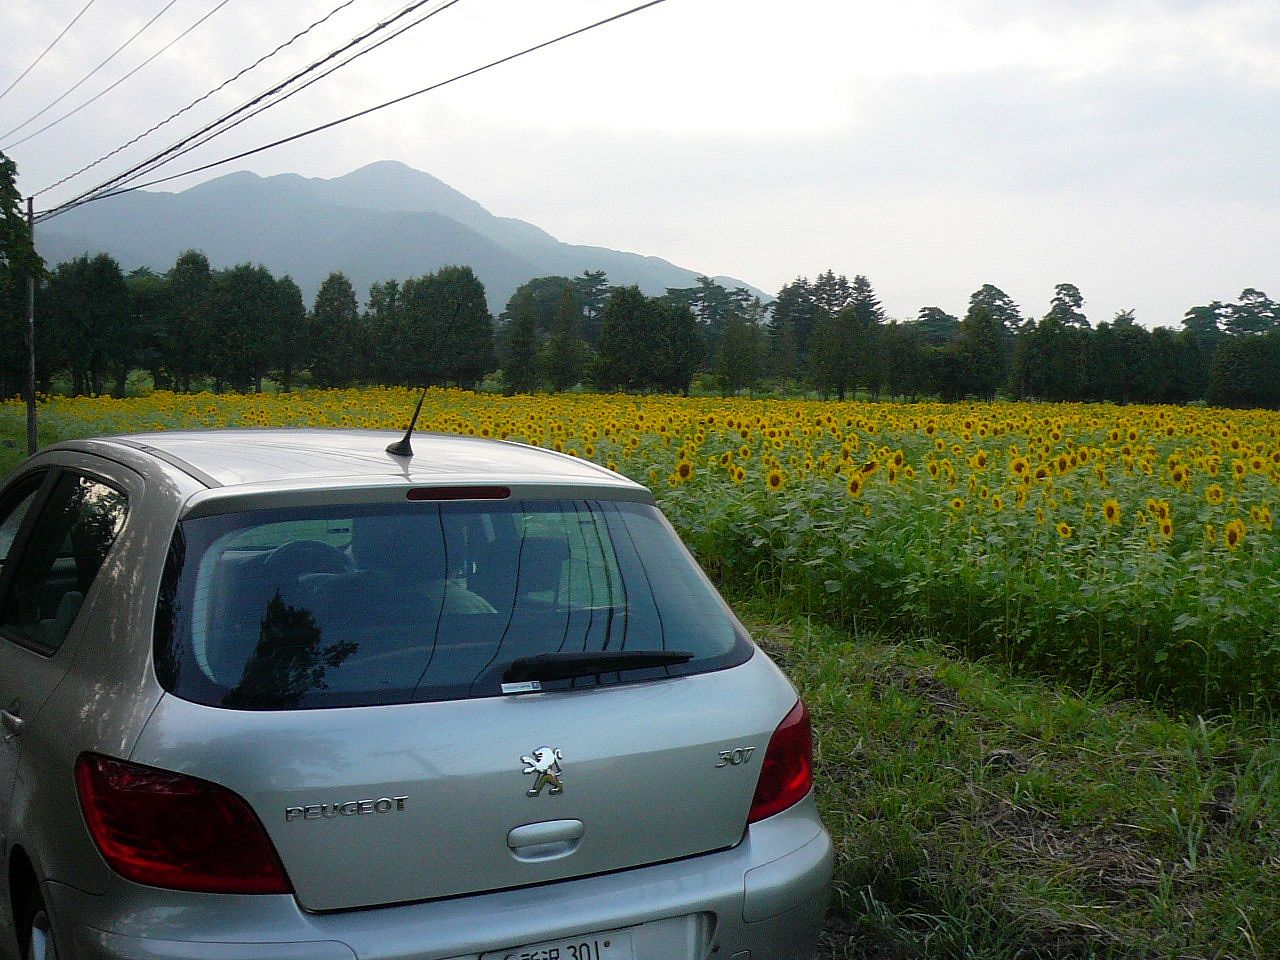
36, 161, 766, 312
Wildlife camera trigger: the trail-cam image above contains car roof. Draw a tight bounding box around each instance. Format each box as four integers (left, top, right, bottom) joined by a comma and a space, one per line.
62, 429, 645, 494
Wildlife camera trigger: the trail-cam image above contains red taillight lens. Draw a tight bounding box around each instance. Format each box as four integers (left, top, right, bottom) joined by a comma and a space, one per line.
75, 754, 292, 894
748, 699, 814, 824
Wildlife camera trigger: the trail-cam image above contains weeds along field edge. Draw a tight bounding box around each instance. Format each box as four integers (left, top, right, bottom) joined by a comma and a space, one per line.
2, 387, 1278, 712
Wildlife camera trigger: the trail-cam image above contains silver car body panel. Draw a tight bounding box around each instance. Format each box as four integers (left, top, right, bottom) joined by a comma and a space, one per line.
47, 797, 830, 960
0, 430, 831, 960
128, 652, 796, 911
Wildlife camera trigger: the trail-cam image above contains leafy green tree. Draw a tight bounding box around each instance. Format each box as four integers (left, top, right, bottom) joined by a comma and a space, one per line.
653, 300, 703, 394
809, 307, 865, 400
954, 302, 1006, 399
209, 263, 279, 392
364, 280, 403, 382
501, 303, 541, 394
967, 284, 1020, 366
881, 321, 929, 399
46, 254, 130, 395
769, 277, 819, 369
1086, 322, 1125, 401
1181, 301, 1226, 369
714, 311, 763, 396
161, 250, 214, 392
915, 306, 959, 346
1208, 332, 1280, 408
124, 267, 169, 393
310, 272, 362, 388
401, 265, 493, 387
542, 285, 587, 392
595, 286, 654, 392
273, 275, 306, 391
1012, 317, 1086, 401
0, 151, 42, 398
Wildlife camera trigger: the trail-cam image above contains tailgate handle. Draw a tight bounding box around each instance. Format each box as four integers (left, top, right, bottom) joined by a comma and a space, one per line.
507, 819, 584, 861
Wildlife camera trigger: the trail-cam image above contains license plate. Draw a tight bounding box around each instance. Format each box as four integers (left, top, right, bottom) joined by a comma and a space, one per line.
482, 928, 634, 960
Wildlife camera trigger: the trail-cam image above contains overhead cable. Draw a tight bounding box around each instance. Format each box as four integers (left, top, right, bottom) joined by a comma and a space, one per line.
36, 0, 672, 223
5, 0, 237, 150
32, 0, 362, 198
110, 0, 464, 188
39, 0, 458, 206
1, 0, 185, 144
0, 0, 99, 103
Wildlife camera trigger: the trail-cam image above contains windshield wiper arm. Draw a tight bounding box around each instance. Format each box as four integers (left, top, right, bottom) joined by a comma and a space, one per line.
502, 650, 695, 687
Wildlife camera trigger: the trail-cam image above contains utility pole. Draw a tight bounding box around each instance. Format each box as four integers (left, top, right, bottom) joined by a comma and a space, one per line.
25, 197, 36, 456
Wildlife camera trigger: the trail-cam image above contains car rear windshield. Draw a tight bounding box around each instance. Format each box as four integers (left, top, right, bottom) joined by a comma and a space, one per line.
154, 498, 752, 710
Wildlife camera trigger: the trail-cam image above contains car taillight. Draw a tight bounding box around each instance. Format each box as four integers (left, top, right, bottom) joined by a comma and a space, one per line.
75, 753, 292, 894
748, 699, 813, 824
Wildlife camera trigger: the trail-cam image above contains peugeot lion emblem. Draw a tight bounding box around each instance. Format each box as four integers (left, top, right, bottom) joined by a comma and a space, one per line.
521, 746, 564, 797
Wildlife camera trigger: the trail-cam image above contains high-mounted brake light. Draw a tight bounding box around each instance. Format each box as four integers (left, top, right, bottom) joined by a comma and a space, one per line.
748, 699, 813, 823
407, 485, 511, 501
75, 754, 292, 894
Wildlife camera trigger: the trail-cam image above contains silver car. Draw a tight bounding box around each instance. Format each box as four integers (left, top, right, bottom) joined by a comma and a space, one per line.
0, 429, 831, 960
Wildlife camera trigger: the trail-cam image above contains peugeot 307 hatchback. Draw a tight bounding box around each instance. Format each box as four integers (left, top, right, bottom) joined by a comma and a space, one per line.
0, 430, 831, 960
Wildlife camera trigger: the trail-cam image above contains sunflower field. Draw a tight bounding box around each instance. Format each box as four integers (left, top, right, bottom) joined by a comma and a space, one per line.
4, 387, 1279, 711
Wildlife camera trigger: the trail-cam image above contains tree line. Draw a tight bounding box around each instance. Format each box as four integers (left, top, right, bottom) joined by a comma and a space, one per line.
0, 250, 495, 398
4, 245, 1278, 410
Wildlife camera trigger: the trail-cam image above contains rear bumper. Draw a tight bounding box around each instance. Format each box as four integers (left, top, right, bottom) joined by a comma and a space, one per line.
50, 795, 832, 960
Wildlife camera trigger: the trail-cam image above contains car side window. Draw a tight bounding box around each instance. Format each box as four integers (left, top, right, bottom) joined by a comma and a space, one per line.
0, 480, 43, 566
0, 473, 128, 653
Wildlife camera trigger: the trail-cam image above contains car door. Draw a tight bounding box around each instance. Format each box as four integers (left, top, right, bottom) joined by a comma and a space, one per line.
0, 468, 55, 847
0, 464, 129, 934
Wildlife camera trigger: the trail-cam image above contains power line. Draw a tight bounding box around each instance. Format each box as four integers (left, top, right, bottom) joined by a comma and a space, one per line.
32, 0, 362, 198
1, 0, 185, 144
39, 0, 459, 209
36, 0, 672, 223
0, 0, 99, 103
108, 0, 463, 191
5, 0, 236, 150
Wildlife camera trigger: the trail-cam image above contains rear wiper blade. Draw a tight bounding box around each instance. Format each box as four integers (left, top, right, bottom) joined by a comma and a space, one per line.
501, 650, 695, 691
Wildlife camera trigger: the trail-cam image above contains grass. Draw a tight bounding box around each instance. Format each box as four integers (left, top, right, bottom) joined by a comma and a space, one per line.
733, 600, 1280, 959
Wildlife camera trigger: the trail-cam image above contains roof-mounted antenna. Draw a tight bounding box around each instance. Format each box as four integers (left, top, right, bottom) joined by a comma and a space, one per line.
386, 388, 428, 458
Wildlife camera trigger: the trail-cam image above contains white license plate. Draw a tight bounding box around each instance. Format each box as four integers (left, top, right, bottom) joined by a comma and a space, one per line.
482, 928, 634, 960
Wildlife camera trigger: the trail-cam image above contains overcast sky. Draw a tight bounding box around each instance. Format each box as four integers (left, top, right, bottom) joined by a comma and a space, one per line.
2, 0, 1277, 324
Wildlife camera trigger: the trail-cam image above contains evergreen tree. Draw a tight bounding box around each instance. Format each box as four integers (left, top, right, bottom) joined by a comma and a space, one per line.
124, 268, 169, 393
501, 303, 541, 394
571, 270, 609, 346
46, 254, 130, 395
310, 272, 362, 388
1045, 282, 1089, 328
427, 265, 493, 387
542, 285, 587, 392
595, 286, 655, 391
0, 151, 42, 399
653, 300, 703, 395
1207, 332, 1280, 408
714, 311, 763, 396
882, 321, 929, 399
161, 250, 214, 392
1224, 288, 1279, 337
364, 280, 403, 383
208, 263, 279, 392
272, 275, 306, 391
954, 302, 1006, 399
915, 306, 959, 345
769, 277, 819, 369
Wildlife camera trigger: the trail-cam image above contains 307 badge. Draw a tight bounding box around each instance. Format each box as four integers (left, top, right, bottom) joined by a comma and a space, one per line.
484, 928, 634, 960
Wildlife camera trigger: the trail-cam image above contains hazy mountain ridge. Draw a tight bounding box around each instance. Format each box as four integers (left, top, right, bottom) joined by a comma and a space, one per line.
38, 161, 764, 311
